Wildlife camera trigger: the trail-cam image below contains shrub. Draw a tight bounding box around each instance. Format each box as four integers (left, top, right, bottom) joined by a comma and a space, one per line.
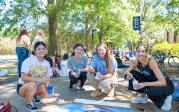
152, 42, 179, 56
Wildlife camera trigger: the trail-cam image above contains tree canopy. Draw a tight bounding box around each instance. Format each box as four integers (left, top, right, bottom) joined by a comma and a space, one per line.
0, 0, 178, 55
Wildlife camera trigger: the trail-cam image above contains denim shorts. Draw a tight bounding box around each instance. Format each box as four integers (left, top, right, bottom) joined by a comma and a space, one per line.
16, 84, 23, 95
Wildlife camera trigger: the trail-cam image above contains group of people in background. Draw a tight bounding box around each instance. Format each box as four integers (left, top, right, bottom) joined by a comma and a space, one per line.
15, 28, 174, 111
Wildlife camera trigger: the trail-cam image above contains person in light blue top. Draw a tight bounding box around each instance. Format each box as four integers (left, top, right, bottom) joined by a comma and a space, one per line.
90, 53, 117, 75
67, 43, 89, 92
87, 43, 118, 97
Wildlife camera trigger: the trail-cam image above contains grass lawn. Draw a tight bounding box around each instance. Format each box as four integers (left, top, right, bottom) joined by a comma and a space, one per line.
0, 65, 17, 76
0, 55, 17, 77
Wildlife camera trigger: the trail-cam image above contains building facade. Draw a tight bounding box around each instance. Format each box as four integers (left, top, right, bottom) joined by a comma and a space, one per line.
164, 31, 179, 43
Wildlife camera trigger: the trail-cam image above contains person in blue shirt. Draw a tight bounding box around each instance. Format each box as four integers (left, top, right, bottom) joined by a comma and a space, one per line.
67, 43, 89, 92
124, 45, 174, 111
87, 43, 118, 97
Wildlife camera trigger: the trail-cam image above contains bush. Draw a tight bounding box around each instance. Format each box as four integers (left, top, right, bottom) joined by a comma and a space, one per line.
152, 42, 179, 56
0, 38, 16, 55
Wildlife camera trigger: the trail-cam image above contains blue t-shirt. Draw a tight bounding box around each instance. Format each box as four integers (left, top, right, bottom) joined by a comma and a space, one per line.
67, 55, 88, 73
90, 54, 117, 75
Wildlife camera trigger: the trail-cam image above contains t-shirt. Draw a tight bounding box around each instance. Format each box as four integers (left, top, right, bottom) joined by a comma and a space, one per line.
32, 36, 44, 45
16, 35, 31, 48
67, 55, 88, 73
18, 56, 53, 84
58, 59, 70, 77
90, 54, 117, 75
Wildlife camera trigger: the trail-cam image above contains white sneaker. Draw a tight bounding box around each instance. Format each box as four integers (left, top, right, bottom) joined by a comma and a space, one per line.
107, 86, 114, 97
131, 95, 148, 104
161, 95, 172, 111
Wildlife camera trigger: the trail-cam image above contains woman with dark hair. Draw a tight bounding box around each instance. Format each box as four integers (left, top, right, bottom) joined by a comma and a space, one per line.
67, 43, 88, 92
16, 29, 31, 77
124, 45, 174, 110
87, 43, 118, 97
16, 41, 53, 111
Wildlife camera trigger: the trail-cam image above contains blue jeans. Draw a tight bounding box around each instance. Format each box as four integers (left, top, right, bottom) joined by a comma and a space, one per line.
16, 47, 29, 77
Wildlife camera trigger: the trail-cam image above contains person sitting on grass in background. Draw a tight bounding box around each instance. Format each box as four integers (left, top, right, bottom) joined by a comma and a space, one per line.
67, 43, 89, 92
115, 54, 129, 68
58, 53, 70, 77
124, 45, 174, 111
16, 41, 53, 111
122, 53, 130, 61
87, 43, 118, 97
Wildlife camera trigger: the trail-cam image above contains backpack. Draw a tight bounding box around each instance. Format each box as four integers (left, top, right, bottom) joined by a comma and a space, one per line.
0, 102, 17, 112
171, 77, 179, 101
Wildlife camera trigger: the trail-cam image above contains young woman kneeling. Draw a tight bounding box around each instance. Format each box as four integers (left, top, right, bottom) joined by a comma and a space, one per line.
17, 41, 53, 111
124, 45, 174, 110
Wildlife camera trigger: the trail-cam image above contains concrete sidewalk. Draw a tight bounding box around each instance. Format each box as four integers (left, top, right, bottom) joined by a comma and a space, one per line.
0, 68, 178, 112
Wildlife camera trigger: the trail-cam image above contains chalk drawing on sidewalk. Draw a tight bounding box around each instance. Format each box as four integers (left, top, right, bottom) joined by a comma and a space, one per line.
47, 103, 135, 112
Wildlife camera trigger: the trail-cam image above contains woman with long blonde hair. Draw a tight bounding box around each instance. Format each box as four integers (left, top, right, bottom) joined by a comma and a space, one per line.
124, 45, 174, 110
87, 43, 118, 97
32, 30, 46, 51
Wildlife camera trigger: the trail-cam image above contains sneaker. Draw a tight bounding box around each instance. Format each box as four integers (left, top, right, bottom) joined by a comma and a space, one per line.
161, 95, 172, 111
68, 84, 73, 90
68, 86, 73, 90
131, 95, 148, 104
90, 91, 103, 97
26, 104, 38, 112
79, 87, 85, 92
33, 96, 40, 104
107, 86, 114, 97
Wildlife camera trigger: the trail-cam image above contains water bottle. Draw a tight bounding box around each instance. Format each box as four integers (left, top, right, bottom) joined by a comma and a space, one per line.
47, 83, 53, 95
132, 79, 138, 90
77, 69, 82, 76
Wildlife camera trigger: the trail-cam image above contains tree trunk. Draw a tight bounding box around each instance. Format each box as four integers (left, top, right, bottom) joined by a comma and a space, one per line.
48, 15, 57, 56
99, 31, 103, 43
48, 0, 57, 56
85, 17, 90, 50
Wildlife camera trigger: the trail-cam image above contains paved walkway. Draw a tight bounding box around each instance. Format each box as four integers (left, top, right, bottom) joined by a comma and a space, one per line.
0, 68, 178, 112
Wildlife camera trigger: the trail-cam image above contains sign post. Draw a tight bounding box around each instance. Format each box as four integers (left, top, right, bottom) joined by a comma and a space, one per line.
133, 16, 140, 30
133, 16, 142, 45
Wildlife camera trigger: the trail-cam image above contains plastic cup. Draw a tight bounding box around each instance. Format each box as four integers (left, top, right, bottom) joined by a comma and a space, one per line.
132, 80, 138, 90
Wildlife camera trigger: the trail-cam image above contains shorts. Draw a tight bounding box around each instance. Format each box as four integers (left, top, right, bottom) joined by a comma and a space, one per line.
16, 84, 23, 95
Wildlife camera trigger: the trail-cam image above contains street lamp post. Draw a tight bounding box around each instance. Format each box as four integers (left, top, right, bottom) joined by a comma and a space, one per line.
91, 27, 100, 50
